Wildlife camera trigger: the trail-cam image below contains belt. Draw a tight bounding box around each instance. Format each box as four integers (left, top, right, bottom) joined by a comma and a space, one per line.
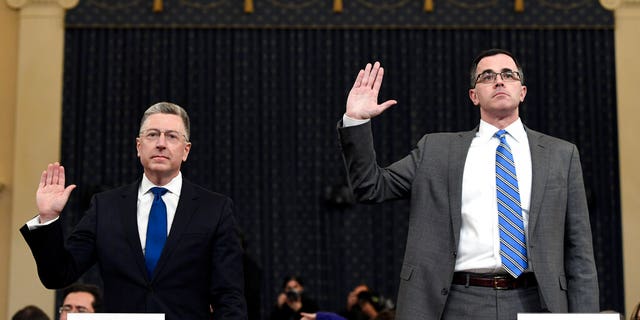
452, 272, 537, 290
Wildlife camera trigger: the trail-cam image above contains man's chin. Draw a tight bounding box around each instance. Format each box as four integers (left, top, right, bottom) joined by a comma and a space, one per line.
145, 165, 176, 176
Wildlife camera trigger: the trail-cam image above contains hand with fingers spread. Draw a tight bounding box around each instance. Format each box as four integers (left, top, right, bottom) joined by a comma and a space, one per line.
36, 162, 76, 223
346, 61, 397, 120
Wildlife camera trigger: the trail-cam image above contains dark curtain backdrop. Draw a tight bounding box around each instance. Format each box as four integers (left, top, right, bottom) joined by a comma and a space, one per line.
59, 28, 622, 318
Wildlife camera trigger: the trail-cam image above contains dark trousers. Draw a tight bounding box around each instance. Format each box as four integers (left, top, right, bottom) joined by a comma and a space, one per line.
442, 284, 546, 320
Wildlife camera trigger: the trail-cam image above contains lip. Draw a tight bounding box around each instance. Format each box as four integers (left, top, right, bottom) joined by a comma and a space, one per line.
151, 155, 169, 160
493, 91, 509, 98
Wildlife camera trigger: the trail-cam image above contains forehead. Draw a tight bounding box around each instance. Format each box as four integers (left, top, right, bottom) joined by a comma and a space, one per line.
477, 54, 517, 72
63, 292, 94, 306
141, 113, 185, 131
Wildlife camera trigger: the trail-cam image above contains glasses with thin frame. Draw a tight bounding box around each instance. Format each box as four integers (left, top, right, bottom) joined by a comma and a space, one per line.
58, 305, 90, 314
475, 69, 522, 86
139, 129, 188, 144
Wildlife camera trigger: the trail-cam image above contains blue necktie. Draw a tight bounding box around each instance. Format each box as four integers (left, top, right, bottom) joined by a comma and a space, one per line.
495, 130, 528, 278
145, 187, 168, 277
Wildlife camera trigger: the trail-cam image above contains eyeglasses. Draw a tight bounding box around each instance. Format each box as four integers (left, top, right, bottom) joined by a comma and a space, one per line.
58, 305, 90, 314
139, 129, 188, 144
475, 70, 522, 85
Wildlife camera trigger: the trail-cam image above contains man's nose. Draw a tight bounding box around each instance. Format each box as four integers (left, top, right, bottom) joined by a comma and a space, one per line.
155, 133, 168, 146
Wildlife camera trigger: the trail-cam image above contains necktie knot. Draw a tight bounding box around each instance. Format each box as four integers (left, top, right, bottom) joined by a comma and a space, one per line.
150, 187, 168, 198
495, 129, 508, 141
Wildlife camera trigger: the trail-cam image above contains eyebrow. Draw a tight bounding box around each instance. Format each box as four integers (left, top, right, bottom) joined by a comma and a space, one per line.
143, 128, 182, 131
63, 304, 90, 308
479, 68, 516, 74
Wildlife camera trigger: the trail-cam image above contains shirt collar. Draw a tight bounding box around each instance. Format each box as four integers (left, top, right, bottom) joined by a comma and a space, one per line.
139, 172, 183, 197
478, 118, 527, 143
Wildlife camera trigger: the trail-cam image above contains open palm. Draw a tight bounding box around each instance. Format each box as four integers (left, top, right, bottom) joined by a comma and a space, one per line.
36, 162, 76, 222
345, 61, 397, 120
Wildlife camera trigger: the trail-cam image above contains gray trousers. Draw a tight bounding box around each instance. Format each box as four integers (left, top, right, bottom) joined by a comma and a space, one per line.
441, 284, 546, 320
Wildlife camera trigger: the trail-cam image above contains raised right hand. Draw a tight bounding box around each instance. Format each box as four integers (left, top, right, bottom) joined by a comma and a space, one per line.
36, 162, 76, 223
345, 61, 397, 120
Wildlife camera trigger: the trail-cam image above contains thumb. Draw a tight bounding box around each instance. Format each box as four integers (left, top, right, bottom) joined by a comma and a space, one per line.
63, 184, 77, 198
375, 99, 397, 115
379, 99, 397, 110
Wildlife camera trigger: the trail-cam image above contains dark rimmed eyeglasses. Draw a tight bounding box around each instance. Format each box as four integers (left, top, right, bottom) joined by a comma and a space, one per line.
475, 70, 522, 86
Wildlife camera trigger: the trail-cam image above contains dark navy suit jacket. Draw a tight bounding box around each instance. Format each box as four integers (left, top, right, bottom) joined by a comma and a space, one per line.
21, 178, 247, 320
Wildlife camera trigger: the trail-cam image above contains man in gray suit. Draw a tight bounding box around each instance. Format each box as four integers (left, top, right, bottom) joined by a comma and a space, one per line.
338, 49, 599, 320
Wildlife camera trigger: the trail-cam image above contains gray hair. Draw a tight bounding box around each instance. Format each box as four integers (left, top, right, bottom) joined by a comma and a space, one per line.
139, 102, 191, 141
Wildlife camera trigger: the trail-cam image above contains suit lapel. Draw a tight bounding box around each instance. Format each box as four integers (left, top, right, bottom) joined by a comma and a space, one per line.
525, 128, 549, 237
119, 180, 149, 279
152, 179, 200, 278
449, 129, 477, 248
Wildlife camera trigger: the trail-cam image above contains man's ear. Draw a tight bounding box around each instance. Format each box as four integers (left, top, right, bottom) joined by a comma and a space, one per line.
469, 88, 479, 106
136, 137, 141, 157
182, 142, 191, 162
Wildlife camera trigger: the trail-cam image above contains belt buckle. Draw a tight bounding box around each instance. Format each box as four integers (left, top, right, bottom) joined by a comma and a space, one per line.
492, 275, 509, 290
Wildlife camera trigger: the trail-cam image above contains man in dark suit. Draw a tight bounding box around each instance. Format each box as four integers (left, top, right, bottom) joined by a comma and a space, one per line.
21, 102, 247, 320
338, 49, 599, 319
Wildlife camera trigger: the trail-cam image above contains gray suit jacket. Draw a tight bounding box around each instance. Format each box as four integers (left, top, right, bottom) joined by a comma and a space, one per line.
338, 121, 599, 319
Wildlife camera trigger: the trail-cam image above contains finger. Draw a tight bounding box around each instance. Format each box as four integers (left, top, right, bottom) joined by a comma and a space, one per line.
367, 61, 380, 89
39, 170, 47, 188
52, 163, 61, 185
352, 69, 365, 89
45, 163, 54, 186
372, 66, 385, 95
59, 165, 67, 187
361, 63, 372, 87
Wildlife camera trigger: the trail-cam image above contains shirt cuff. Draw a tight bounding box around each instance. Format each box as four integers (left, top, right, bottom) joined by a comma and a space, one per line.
342, 114, 370, 127
26, 215, 59, 230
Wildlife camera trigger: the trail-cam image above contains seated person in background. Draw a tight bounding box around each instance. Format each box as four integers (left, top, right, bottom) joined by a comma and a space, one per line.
11, 305, 50, 320
59, 283, 103, 320
343, 284, 369, 320
270, 275, 319, 320
341, 284, 394, 320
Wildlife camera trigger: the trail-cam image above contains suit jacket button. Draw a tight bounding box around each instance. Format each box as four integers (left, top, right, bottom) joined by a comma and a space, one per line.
441, 288, 448, 295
